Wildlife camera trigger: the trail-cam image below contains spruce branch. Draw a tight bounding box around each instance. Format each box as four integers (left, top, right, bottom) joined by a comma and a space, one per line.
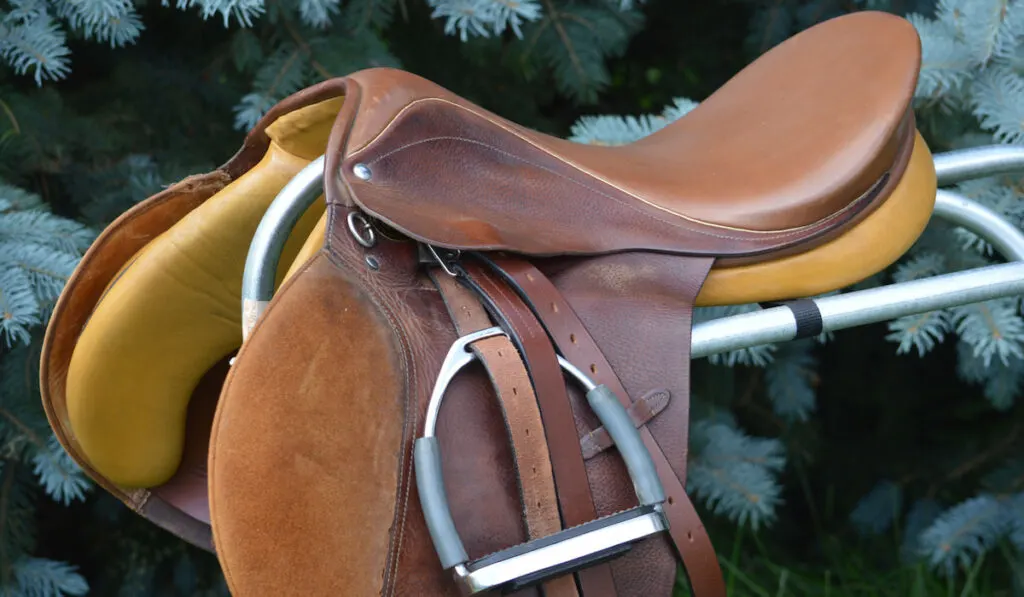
568, 96, 699, 146
972, 64, 1024, 144
687, 418, 786, 530
993, 0, 1024, 61
54, 0, 144, 48
165, 0, 267, 28
0, 268, 40, 349
763, 339, 818, 422
907, 12, 973, 102
0, 8, 71, 85
979, 356, 1024, 410
0, 211, 94, 255
951, 297, 1024, 367
233, 43, 309, 130
850, 480, 903, 536
917, 494, 1010, 576
296, 0, 341, 28
1010, 493, 1024, 550
29, 436, 89, 507
951, 0, 1013, 66
886, 309, 951, 357
519, 0, 643, 104
6, 557, 88, 597
427, 0, 543, 40
901, 499, 943, 563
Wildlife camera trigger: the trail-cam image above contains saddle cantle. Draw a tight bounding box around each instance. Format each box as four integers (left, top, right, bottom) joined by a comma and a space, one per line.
39, 11, 935, 597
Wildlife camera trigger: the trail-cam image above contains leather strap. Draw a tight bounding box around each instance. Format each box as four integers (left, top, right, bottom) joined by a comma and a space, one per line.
484, 256, 727, 597
580, 389, 671, 460
460, 263, 619, 597
430, 271, 579, 597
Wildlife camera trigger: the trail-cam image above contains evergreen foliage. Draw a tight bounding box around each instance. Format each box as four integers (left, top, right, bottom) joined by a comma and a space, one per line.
0, 0, 1021, 594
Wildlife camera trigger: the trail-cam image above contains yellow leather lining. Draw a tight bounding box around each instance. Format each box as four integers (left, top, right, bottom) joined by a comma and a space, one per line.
696, 131, 936, 305
65, 98, 339, 488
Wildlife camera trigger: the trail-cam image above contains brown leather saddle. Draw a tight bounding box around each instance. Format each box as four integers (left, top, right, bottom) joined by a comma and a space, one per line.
40, 11, 936, 597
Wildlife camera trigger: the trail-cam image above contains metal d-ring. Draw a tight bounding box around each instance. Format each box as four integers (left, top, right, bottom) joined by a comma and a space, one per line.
414, 326, 669, 595
347, 211, 377, 248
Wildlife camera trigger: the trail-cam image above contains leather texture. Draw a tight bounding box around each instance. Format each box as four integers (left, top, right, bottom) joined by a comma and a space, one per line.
209, 250, 405, 597
487, 255, 725, 596
461, 264, 620, 597
580, 389, 671, 460
431, 272, 578, 597
37, 10, 935, 597
695, 131, 937, 305
328, 11, 920, 258
38, 80, 350, 549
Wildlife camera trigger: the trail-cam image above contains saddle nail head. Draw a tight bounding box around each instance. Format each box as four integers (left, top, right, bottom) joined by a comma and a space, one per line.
353, 163, 372, 181
365, 256, 380, 271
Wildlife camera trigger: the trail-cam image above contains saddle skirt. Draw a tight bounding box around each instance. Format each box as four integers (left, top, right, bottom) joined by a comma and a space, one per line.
38, 11, 937, 597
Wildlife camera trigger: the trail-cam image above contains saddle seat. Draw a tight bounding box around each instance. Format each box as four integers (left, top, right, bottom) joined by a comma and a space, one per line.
333, 11, 922, 261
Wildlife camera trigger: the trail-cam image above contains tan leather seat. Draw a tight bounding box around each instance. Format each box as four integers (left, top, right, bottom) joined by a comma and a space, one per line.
541, 10, 920, 232
339, 10, 919, 238
333, 12, 920, 260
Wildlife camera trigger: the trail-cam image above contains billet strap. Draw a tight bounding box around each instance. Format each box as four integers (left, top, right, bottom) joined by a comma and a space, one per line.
429, 270, 580, 597
458, 263, 620, 597
482, 256, 727, 597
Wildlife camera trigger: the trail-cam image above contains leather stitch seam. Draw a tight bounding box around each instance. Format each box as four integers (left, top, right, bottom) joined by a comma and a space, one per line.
324, 213, 413, 597
364, 135, 868, 242
350, 95, 895, 236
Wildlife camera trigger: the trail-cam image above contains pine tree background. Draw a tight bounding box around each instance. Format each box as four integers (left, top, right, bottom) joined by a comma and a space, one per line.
0, 0, 1022, 595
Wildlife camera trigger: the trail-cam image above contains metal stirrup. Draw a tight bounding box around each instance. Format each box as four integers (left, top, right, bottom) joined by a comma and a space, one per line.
413, 326, 669, 595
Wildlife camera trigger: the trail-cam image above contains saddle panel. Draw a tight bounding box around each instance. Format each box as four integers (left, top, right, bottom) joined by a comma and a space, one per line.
328, 11, 920, 259
39, 83, 348, 549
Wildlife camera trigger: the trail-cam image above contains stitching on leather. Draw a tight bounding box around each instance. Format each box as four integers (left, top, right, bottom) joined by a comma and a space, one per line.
351, 95, 892, 237
364, 134, 874, 243
325, 212, 413, 597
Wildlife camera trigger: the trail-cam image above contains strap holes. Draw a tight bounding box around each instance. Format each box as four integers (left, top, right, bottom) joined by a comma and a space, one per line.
590, 364, 598, 374
512, 387, 518, 396
532, 466, 537, 473
687, 531, 693, 542
570, 333, 577, 344
551, 302, 559, 313
524, 428, 529, 436
526, 273, 535, 281
497, 350, 504, 357
667, 496, 675, 505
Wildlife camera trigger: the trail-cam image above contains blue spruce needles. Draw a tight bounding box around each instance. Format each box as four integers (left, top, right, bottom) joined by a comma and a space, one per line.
0, 181, 93, 596
686, 416, 787, 531
0, 184, 93, 347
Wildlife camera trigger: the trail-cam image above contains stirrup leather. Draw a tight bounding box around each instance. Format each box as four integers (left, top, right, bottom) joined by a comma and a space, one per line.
414, 326, 669, 594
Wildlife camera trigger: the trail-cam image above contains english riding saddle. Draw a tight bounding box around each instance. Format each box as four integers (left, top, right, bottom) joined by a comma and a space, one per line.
40, 11, 935, 596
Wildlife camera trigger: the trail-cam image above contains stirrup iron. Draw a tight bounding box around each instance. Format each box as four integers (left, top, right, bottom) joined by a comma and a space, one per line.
414, 326, 669, 594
